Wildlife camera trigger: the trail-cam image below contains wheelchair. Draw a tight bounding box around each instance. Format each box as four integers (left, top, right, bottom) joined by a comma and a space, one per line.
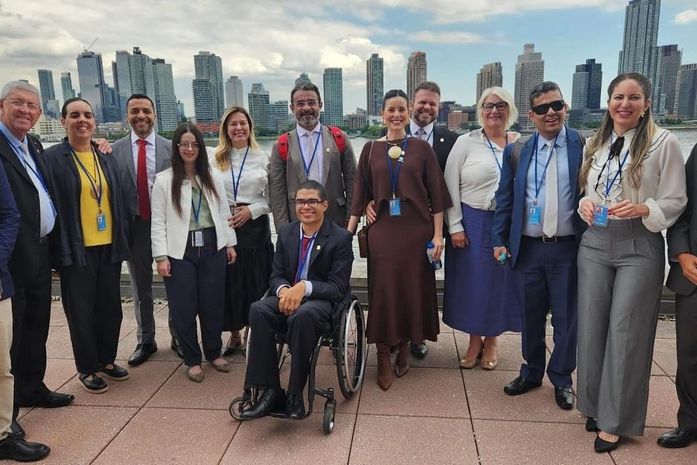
228, 293, 367, 434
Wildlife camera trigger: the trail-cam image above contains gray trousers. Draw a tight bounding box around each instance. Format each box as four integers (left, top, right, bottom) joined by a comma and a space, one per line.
577, 218, 664, 437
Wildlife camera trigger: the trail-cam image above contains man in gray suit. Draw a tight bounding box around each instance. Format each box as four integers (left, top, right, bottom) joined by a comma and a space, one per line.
269, 83, 356, 230
112, 94, 180, 365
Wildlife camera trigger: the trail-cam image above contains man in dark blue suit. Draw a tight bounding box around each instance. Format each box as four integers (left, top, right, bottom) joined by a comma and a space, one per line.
240, 180, 353, 420
491, 81, 585, 410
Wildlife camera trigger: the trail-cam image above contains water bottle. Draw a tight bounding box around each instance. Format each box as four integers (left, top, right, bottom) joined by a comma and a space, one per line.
426, 241, 442, 270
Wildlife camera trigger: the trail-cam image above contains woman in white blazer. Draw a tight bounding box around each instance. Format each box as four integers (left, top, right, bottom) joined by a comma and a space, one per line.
151, 123, 237, 383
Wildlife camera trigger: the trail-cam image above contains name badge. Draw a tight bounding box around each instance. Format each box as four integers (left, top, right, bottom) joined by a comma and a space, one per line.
96, 213, 107, 231
389, 198, 402, 217
528, 206, 541, 225
191, 230, 204, 247
592, 204, 609, 228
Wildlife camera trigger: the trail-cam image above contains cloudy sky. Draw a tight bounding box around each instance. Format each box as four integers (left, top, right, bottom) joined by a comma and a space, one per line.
1, 0, 696, 117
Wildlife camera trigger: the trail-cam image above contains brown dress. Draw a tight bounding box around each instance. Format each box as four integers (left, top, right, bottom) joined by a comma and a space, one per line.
351, 138, 452, 344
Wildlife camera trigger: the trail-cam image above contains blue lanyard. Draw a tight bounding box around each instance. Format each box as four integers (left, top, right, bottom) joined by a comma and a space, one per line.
297, 130, 322, 178
230, 146, 249, 203
191, 186, 203, 227
71, 148, 103, 208
532, 131, 561, 201
14, 143, 56, 214
602, 149, 631, 199
295, 231, 318, 284
482, 131, 503, 174
386, 138, 409, 198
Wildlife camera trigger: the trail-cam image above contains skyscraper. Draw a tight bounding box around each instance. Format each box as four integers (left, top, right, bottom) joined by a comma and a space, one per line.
113, 50, 132, 118
225, 76, 244, 108
366, 53, 384, 117
76, 50, 107, 121
193, 51, 224, 122
60, 72, 76, 101
37, 69, 58, 118
514, 44, 544, 128
128, 47, 156, 100
248, 83, 271, 131
295, 73, 312, 88
270, 100, 290, 132
618, 0, 661, 104
406, 51, 427, 99
675, 63, 697, 120
323, 68, 343, 126
571, 59, 602, 110
655, 45, 682, 115
151, 59, 178, 132
476, 62, 503, 103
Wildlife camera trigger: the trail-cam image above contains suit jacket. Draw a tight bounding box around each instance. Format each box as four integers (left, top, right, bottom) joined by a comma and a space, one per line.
0, 132, 50, 287
667, 143, 697, 296
270, 219, 353, 322
0, 159, 19, 299
491, 127, 586, 268
111, 133, 172, 219
269, 126, 356, 229
406, 124, 458, 173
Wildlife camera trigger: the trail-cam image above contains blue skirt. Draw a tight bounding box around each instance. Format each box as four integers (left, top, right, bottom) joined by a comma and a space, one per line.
443, 203, 522, 335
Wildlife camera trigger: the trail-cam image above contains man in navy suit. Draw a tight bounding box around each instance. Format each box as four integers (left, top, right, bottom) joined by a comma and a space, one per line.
240, 180, 353, 420
491, 81, 585, 410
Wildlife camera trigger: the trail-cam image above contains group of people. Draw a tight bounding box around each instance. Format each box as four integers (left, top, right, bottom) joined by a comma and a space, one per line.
0, 70, 695, 462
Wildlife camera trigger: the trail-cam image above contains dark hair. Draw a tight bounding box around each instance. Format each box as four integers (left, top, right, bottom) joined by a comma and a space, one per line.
382, 89, 409, 109
290, 83, 321, 104
529, 81, 563, 106
170, 123, 219, 217
413, 81, 441, 98
296, 179, 326, 201
61, 97, 92, 118
126, 94, 155, 109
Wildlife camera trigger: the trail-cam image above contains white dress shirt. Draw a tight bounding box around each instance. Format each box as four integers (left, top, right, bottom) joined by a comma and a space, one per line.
210, 147, 270, 219
409, 120, 434, 147
130, 130, 157, 194
295, 124, 323, 182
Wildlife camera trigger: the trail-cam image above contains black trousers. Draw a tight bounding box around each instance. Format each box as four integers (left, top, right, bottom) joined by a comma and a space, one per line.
164, 228, 225, 367
60, 245, 123, 374
11, 240, 51, 415
244, 296, 332, 395
675, 292, 697, 430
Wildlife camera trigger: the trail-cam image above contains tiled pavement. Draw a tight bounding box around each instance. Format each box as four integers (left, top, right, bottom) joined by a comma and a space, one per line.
8, 301, 694, 465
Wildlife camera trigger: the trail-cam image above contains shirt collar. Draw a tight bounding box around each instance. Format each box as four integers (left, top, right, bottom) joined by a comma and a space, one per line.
296, 124, 321, 138
0, 121, 27, 149
409, 120, 434, 136
131, 129, 156, 146
537, 125, 567, 148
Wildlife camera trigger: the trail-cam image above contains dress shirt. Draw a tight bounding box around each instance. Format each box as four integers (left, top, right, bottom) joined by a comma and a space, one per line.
522, 126, 575, 237
409, 120, 434, 147
130, 130, 157, 194
295, 124, 323, 182
210, 147, 270, 219
275, 226, 315, 297
0, 122, 55, 237
579, 128, 687, 232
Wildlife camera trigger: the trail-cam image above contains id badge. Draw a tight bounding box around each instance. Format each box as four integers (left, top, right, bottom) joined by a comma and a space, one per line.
96, 213, 107, 231
389, 198, 402, 217
191, 230, 204, 247
592, 204, 609, 227
528, 206, 541, 225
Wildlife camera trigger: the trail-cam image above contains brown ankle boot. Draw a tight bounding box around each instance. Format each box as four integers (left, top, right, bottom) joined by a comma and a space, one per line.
394, 339, 410, 377
376, 343, 393, 390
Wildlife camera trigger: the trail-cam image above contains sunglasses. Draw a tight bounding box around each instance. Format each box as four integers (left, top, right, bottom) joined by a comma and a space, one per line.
531, 100, 565, 115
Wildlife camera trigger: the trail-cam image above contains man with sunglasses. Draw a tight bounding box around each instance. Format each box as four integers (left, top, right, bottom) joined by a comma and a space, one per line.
492, 81, 585, 410
240, 180, 353, 420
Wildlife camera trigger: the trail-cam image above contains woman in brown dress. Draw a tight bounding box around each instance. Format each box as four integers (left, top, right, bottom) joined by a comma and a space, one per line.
348, 89, 451, 391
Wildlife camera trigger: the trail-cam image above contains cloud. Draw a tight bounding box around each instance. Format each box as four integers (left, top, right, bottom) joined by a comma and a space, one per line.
409, 31, 483, 44
675, 9, 697, 24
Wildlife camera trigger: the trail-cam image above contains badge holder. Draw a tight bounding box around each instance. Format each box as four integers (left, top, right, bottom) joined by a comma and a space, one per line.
389, 197, 401, 217
96, 209, 107, 231
593, 200, 610, 228
528, 202, 541, 225
191, 230, 204, 247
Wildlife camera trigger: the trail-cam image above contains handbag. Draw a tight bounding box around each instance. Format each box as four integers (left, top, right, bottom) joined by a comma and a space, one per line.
357, 142, 374, 258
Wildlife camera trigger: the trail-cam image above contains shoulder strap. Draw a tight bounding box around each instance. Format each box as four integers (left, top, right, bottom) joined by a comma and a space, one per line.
510, 136, 530, 174
277, 132, 291, 162
328, 126, 346, 155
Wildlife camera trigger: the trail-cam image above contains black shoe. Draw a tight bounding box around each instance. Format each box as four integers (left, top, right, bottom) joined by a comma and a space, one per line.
410, 342, 428, 359
286, 393, 306, 420
0, 436, 50, 462
239, 388, 281, 420
170, 338, 184, 359
554, 386, 574, 410
98, 363, 129, 381
585, 417, 600, 432
657, 428, 697, 448
19, 391, 75, 408
594, 434, 620, 453
127, 342, 158, 366
9, 420, 25, 440
78, 373, 108, 393
503, 376, 542, 396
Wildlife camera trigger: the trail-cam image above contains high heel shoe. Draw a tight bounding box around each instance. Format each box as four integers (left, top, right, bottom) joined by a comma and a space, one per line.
594, 432, 620, 453
376, 343, 393, 391
394, 339, 410, 377
460, 338, 484, 369
481, 338, 498, 370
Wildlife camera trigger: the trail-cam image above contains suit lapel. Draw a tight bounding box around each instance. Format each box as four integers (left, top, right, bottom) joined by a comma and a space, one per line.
320, 126, 331, 185
308, 220, 330, 269
517, 137, 536, 201
290, 130, 306, 184
289, 222, 301, 281
566, 130, 582, 192
154, 136, 169, 172
124, 136, 137, 187
0, 132, 32, 183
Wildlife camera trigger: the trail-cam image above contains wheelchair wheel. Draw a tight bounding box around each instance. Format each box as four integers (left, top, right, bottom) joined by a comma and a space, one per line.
229, 396, 252, 421
335, 297, 367, 399
322, 399, 336, 434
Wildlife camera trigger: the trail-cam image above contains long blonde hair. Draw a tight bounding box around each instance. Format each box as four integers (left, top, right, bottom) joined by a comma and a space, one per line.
579, 73, 657, 191
214, 106, 259, 171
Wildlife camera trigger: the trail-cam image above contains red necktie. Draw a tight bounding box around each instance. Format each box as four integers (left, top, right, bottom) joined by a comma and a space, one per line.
136, 139, 151, 221
294, 236, 312, 284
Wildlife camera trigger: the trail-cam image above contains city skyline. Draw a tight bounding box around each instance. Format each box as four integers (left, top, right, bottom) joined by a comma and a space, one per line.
1, 0, 696, 120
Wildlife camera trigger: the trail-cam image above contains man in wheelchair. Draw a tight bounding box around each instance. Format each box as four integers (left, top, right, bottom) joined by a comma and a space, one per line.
240, 180, 353, 420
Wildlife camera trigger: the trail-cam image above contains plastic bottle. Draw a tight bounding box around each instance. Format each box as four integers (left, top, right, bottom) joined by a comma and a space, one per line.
426, 241, 442, 270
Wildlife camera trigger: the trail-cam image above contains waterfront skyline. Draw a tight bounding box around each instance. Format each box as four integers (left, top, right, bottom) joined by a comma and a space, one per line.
1, 0, 695, 118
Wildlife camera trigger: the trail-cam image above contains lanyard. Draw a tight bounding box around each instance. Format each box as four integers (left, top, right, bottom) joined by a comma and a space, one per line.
386, 138, 409, 198
602, 149, 631, 199
191, 186, 203, 228
295, 231, 318, 284
14, 143, 56, 214
230, 146, 249, 203
71, 148, 103, 208
532, 131, 560, 201
297, 130, 322, 178
482, 131, 503, 174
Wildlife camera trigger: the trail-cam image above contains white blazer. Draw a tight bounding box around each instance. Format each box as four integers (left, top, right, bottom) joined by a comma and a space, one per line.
151, 168, 237, 260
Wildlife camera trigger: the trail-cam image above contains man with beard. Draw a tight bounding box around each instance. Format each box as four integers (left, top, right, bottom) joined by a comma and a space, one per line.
112, 94, 182, 364
269, 83, 356, 229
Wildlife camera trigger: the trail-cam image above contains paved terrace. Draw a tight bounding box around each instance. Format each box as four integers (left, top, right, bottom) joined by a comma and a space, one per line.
10, 300, 692, 465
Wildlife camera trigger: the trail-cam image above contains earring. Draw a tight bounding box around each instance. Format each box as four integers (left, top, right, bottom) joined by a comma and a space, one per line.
640, 111, 645, 118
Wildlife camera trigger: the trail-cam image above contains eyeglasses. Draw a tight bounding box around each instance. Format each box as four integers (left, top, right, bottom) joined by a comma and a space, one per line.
294, 198, 323, 207
6, 99, 41, 111
177, 142, 199, 150
482, 102, 508, 112
531, 100, 565, 115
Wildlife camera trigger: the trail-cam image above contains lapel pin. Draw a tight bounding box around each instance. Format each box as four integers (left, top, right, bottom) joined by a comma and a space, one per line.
440, 138, 444, 143
316, 245, 321, 250
325, 147, 330, 152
